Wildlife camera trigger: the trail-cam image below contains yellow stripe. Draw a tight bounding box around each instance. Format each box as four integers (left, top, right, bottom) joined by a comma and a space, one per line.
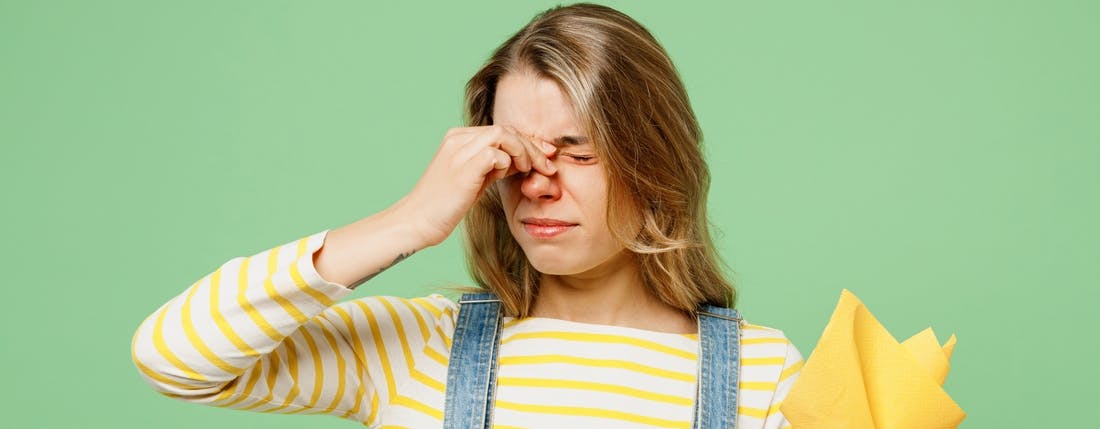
330, 306, 370, 421
739, 405, 768, 418
131, 319, 204, 391
132, 357, 198, 391
498, 377, 692, 406
379, 298, 416, 374
422, 303, 453, 349
354, 300, 398, 398
435, 321, 452, 350
236, 257, 283, 342
365, 387, 378, 423
297, 327, 326, 410
208, 267, 259, 356
240, 346, 281, 410
494, 400, 689, 429
741, 337, 789, 345
410, 297, 443, 319
502, 331, 695, 360
780, 359, 804, 382
392, 395, 443, 420
262, 247, 309, 324
739, 381, 778, 391
281, 334, 321, 413
290, 237, 336, 307
500, 355, 694, 382
313, 317, 348, 414
151, 287, 208, 382
400, 299, 432, 340
411, 369, 445, 393
213, 388, 234, 403
440, 306, 455, 348
221, 359, 265, 407
424, 345, 448, 367
741, 357, 786, 366
768, 401, 783, 415
400, 299, 451, 393
379, 298, 446, 394
181, 274, 244, 374
264, 336, 302, 413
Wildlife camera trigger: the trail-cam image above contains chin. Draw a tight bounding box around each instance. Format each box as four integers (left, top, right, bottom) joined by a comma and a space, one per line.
525, 255, 586, 276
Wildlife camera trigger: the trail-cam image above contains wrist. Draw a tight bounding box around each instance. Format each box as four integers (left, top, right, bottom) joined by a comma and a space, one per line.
379, 200, 440, 249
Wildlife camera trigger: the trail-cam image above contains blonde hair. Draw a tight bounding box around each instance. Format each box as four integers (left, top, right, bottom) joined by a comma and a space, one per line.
461, 2, 736, 318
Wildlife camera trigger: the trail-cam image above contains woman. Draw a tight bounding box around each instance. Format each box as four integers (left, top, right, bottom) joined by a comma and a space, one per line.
132, 3, 802, 428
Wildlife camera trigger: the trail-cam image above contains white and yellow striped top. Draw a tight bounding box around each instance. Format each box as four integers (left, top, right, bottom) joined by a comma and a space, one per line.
132, 229, 803, 429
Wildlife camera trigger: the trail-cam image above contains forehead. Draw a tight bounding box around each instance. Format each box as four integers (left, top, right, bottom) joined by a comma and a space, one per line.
492, 71, 588, 144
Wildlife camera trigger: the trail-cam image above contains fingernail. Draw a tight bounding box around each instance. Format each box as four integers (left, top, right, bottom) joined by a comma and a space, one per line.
545, 158, 556, 172
542, 142, 556, 153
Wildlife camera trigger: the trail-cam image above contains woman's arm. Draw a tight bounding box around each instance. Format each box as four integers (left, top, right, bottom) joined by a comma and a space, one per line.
129, 229, 365, 420
131, 125, 552, 422
130, 206, 436, 423
763, 340, 804, 429
313, 124, 557, 289
313, 199, 435, 290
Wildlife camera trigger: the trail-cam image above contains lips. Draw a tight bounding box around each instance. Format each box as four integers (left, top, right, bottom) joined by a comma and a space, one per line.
521, 217, 578, 226
520, 217, 578, 239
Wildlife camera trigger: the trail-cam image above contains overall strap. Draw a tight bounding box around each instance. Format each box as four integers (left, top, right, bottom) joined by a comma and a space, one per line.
442, 292, 503, 429
692, 304, 743, 429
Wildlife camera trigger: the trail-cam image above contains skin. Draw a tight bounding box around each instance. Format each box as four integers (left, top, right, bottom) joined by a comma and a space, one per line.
492, 68, 696, 334
314, 68, 695, 333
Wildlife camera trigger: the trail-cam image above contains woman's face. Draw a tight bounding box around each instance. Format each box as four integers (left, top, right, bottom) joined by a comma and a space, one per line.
493, 70, 632, 277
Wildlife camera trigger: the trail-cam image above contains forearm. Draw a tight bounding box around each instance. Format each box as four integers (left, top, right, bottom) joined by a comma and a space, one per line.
313, 200, 434, 290
131, 231, 354, 395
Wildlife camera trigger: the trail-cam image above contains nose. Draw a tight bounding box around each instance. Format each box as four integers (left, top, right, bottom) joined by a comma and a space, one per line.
520, 167, 561, 202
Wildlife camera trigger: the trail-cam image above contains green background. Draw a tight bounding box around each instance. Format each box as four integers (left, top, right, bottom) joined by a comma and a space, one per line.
3, 0, 1096, 427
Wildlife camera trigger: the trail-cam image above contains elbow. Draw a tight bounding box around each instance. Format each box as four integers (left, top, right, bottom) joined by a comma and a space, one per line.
130, 325, 226, 399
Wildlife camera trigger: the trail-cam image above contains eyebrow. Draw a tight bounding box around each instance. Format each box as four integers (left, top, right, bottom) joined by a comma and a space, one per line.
550, 135, 590, 147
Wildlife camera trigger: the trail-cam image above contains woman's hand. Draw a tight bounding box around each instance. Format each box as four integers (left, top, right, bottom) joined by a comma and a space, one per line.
394, 125, 558, 247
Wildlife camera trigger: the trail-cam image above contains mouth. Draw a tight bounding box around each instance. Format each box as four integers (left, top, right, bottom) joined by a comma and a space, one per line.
521, 218, 578, 239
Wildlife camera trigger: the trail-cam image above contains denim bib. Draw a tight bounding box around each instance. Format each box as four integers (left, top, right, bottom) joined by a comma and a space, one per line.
443, 292, 743, 429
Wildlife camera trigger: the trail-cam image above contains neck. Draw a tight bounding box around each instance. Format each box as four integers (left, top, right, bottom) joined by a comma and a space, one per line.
529, 251, 696, 334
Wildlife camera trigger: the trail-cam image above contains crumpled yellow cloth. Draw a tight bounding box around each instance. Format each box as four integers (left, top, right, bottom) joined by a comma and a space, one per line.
780, 289, 966, 428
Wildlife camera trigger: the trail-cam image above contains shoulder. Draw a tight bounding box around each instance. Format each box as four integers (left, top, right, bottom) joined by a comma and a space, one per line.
741, 320, 790, 341
327, 293, 458, 328
739, 320, 804, 376
404, 293, 459, 320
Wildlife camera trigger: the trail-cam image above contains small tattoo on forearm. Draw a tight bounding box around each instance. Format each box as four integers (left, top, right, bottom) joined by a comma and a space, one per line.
357, 249, 417, 287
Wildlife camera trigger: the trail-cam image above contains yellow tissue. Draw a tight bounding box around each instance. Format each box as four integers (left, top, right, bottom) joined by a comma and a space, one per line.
779, 289, 966, 429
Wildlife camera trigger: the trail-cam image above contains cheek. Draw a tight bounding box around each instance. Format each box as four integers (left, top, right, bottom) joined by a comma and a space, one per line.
562, 174, 608, 217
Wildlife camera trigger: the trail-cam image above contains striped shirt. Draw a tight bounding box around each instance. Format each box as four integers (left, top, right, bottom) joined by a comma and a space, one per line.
132, 229, 803, 428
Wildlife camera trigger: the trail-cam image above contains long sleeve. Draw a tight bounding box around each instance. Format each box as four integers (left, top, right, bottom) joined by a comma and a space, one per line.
130, 229, 450, 425
763, 339, 804, 429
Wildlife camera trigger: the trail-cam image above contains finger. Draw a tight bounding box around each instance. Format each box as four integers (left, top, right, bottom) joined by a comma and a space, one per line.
490, 165, 511, 182
468, 126, 535, 173
526, 135, 558, 175
488, 147, 512, 175
445, 126, 486, 138
501, 126, 557, 176
442, 126, 491, 152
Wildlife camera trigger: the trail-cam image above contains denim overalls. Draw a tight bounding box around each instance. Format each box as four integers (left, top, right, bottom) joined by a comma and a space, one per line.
442, 292, 743, 429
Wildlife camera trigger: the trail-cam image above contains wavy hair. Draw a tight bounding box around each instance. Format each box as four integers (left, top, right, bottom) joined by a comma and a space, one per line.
461, 2, 736, 318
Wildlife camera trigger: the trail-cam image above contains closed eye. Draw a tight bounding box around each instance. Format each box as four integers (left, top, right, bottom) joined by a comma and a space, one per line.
566, 155, 595, 163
